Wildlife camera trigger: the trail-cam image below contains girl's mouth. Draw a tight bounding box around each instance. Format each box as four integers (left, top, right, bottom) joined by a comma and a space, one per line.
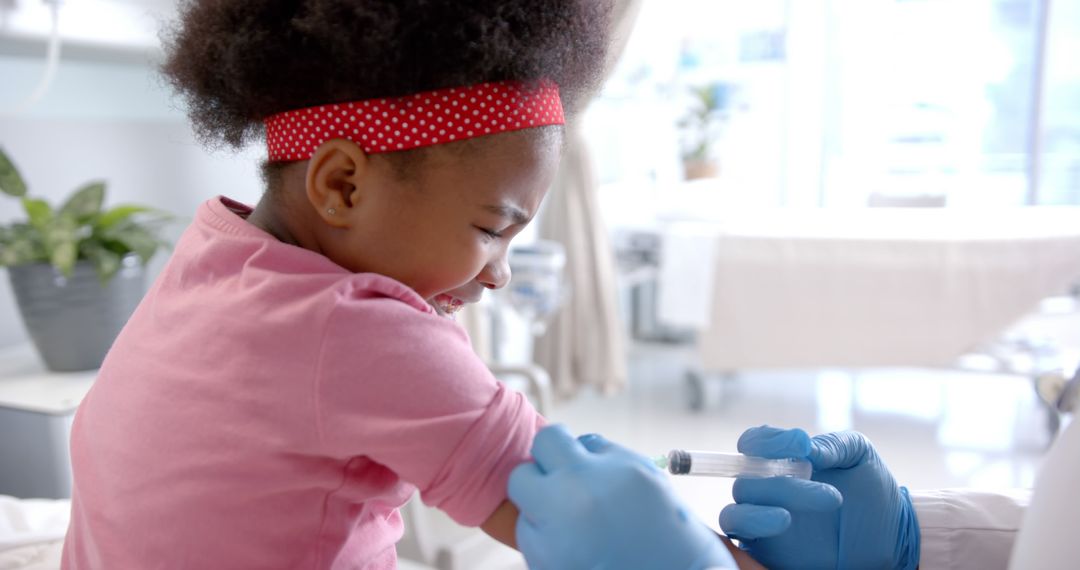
433, 294, 466, 315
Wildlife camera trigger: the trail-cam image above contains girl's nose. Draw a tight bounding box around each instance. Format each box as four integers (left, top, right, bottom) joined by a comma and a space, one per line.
479, 256, 511, 290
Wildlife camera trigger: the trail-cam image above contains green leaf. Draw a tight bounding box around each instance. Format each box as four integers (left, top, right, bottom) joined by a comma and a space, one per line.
50, 239, 78, 276
38, 218, 78, 276
0, 223, 46, 266
59, 181, 106, 223
80, 241, 122, 282
0, 148, 28, 198
0, 242, 45, 266
21, 198, 53, 231
102, 221, 161, 263
96, 204, 154, 230
0, 245, 21, 266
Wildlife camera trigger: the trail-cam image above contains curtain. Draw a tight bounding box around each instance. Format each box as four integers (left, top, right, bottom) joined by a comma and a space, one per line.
533, 0, 643, 398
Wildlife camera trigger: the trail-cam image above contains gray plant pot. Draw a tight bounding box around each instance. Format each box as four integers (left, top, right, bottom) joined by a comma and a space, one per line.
7, 257, 145, 372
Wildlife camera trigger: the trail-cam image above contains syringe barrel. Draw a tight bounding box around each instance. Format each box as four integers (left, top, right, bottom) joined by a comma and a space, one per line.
667, 449, 812, 479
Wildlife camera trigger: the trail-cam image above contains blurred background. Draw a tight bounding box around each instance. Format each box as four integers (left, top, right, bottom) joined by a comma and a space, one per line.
1, 1, 1079, 568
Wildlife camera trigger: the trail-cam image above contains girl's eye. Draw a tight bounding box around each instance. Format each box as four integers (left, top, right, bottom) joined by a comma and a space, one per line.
476, 226, 503, 239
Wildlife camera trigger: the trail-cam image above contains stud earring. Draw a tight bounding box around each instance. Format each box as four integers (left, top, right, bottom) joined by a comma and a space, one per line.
327, 207, 336, 215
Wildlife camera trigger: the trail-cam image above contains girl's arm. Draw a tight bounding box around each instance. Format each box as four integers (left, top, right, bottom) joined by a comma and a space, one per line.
480, 499, 520, 548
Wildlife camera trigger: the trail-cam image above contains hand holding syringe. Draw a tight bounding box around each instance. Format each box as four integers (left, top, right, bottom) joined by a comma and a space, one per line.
655, 449, 812, 479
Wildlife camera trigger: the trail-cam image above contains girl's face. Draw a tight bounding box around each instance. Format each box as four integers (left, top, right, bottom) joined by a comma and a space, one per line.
322, 129, 562, 311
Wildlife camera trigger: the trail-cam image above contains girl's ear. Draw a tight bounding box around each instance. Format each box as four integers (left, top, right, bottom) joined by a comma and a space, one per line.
305, 139, 370, 228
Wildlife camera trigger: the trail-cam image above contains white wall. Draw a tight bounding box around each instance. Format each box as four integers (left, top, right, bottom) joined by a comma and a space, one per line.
0, 0, 173, 57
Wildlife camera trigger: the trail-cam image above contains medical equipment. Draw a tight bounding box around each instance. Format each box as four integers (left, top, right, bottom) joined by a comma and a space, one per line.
504, 240, 567, 336
4, 0, 64, 117
655, 449, 812, 479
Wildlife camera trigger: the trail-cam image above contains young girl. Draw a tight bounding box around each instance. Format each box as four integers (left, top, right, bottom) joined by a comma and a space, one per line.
61, 1, 609, 568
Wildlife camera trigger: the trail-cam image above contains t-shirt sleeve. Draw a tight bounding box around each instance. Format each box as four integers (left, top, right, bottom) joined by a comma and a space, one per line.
315, 292, 545, 527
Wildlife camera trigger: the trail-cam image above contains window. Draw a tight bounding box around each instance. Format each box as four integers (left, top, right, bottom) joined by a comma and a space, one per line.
586, 0, 1077, 222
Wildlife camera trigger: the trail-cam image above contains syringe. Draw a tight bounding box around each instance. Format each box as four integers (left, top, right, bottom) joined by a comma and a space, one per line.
655, 449, 812, 479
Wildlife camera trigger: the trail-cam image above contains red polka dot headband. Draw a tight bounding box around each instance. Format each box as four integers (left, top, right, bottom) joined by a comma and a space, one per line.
265, 80, 564, 161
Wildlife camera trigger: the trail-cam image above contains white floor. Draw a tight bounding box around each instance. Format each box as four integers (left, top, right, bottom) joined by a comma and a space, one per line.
416, 328, 1072, 569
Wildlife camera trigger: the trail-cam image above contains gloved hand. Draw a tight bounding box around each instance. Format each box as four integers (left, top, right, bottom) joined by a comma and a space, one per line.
718, 426, 920, 570
508, 424, 736, 570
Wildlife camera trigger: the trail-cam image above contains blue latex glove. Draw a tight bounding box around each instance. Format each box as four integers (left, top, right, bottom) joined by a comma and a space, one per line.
508, 425, 736, 570
718, 426, 920, 569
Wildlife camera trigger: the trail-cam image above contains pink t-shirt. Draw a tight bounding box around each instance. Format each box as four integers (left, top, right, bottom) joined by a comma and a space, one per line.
62, 197, 544, 569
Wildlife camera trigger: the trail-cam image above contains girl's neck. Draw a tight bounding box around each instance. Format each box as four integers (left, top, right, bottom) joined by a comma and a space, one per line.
247, 192, 308, 249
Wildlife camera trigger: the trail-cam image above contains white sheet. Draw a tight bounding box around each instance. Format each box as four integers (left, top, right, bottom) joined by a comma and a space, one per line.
657, 222, 720, 329
655, 207, 1080, 370
0, 496, 68, 570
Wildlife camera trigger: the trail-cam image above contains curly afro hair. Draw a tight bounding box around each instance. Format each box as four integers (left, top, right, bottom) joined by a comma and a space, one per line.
162, 0, 611, 152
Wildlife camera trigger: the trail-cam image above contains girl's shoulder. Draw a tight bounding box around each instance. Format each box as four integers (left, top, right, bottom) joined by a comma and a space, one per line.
327, 272, 471, 344
333, 272, 434, 317
194, 197, 436, 317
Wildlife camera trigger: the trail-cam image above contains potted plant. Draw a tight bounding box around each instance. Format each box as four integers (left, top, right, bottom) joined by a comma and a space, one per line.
678, 82, 733, 180
0, 147, 171, 372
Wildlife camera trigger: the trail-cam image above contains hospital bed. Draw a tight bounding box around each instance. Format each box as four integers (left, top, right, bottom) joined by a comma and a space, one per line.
653, 207, 1080, 423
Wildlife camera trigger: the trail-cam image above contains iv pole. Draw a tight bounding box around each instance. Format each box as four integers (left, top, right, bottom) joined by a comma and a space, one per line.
2, 0, 64, 117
